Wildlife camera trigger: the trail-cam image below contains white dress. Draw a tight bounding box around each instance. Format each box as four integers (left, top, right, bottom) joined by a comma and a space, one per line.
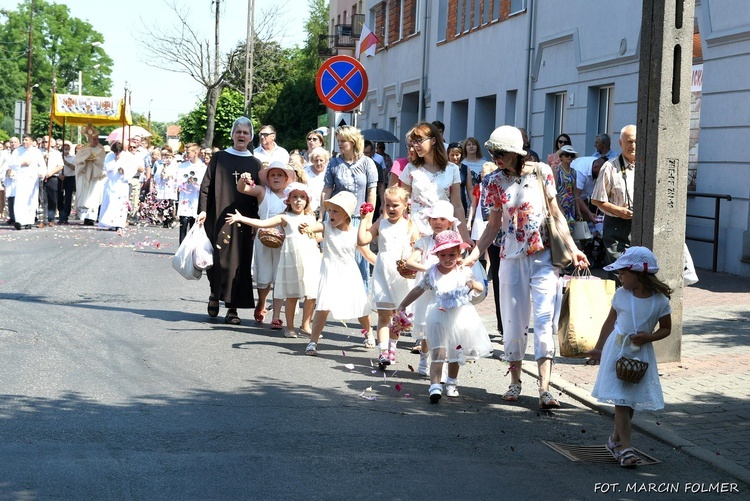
252, 187, 287, 288
274, 213, 321, 299
315, 221, 372, 320
399, 162, 460, 236
371, 218, 414, 310
419, 265, 493, 363
411, 235, 438, 337
176, 161, 207, 218
99, 151, 138, 229
591, 288, 671, 411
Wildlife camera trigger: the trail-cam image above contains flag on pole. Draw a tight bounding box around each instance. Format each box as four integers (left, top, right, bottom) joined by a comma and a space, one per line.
356, 23, 379, 59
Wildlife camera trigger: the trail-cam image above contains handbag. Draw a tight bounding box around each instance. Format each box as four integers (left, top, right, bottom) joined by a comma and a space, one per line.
557, 271, 616, 357
258, 193, 286, 248
172, 224, 203, 280
572, 220, 592, 241
535, 164, 574, 268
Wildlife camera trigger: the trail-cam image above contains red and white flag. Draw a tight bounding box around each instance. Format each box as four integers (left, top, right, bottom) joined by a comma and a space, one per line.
356, 23, 379, 59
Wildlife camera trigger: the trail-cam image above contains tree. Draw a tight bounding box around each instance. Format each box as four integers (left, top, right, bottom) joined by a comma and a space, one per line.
139, 1, 286, 149
0, 0, 113, 135
178, 88, 245, 149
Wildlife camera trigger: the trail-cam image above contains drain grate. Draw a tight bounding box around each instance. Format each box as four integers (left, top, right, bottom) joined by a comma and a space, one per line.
543, 440, 661, 465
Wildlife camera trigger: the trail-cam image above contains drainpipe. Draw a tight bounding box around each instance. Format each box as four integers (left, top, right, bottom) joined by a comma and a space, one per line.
418, 0, 430, 122
523, 0, 536, 131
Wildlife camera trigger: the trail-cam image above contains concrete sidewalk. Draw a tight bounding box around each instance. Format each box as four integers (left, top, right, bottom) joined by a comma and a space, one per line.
476, 268, 750, 485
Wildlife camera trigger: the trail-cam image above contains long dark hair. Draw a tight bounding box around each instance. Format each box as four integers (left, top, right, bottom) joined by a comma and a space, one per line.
110, 141, 123, 154
635, 272, 673, 299
553, 133, 572, 152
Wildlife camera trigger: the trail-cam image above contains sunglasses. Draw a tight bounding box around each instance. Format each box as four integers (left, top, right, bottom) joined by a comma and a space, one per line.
259, 132, 274, 138
408, 136, 431, 147
557, 139, 570, 145
306, 137, 320, 142
490, 149, 511, 159
560, 153, 575, 158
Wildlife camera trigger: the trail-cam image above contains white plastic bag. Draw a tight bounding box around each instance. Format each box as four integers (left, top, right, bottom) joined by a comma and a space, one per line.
684, 243, 699, 286
172, 225, 203, 280
193, 225, 214, 270
469, 261, 488, 305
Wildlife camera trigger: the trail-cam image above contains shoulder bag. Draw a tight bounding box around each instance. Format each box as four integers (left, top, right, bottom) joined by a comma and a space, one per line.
535, 164, 573, 269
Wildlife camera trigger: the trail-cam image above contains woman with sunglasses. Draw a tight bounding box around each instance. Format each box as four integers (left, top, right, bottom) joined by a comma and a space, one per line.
302, 130, 325, 164
466, 126, 588, 409
398, 122, 471, 244
548, 133, 572, 169
554, 144, 579, 233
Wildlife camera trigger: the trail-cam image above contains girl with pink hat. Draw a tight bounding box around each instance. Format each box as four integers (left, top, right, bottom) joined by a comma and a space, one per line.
399, 230, 493, 403
226, 182, 321, 337
236, 161, 297, 328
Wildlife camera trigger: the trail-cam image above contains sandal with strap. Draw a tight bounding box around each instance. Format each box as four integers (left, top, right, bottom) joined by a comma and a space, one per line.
502, 383, 522, 402
207, 297, 220, 318
305, 342, 318, 356
618, 447, 639, 468
606, 435, 622, 460
254, 306, 267, 323
539, 390, 561, 409
224, 312, 241, 325
284, 329, 298, 338
270, 319, 283, 330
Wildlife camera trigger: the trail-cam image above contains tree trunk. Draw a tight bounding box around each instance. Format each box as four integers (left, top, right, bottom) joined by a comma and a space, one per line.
202, 85, 221, 148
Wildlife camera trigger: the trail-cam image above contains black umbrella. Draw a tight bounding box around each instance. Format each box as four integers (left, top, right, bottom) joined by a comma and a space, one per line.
360, 128, 400, 143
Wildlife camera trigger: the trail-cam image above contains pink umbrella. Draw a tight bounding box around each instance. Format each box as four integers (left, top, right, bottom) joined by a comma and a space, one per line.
106, 125, 152, 143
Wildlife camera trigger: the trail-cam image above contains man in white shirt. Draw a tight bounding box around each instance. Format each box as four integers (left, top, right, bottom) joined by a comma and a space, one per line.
592, 133, 618, 160
3, 136, 20, 224
59, 141, 77, 224
252, 125, 290, 164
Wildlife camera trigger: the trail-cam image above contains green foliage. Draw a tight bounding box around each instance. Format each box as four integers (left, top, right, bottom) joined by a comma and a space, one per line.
0, 0, 113, 132
179, 89, 246, 149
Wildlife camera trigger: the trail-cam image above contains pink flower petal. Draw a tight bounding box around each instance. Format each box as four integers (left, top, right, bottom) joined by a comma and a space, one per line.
395, 384, 402, 392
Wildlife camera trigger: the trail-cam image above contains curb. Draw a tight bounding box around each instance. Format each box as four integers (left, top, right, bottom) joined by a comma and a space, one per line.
529, 367, 750, 486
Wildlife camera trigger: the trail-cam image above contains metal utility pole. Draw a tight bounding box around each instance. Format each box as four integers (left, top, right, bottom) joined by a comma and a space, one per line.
24, 0, 36, 134
214, 0, 220, 84
244, 0, 255, 115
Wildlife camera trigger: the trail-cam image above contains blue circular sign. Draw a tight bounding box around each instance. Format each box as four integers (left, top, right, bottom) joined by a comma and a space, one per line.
316, 56, 369, 112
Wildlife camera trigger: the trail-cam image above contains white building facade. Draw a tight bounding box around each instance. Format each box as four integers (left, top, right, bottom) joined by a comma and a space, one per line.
346, 0, 750, 276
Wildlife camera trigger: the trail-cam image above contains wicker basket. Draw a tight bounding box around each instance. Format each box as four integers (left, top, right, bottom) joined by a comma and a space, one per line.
616, 357, 649, 384
396, 259, 417, 279
258, 228, 285, 249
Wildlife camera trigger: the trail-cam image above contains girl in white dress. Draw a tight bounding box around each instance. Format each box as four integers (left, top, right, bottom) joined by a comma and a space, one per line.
586, 247, 672, 468
176, 145, 207, 243
358, 186, 419, 366
399, 231, 493, 403
236, 161, 297, 328
404, 200, 458, 375
299, 191, 373, 356
226, 182, 321, 338
99, 142, 138, 230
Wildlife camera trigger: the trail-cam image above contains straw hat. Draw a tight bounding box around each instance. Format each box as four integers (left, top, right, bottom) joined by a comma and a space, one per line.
484, 126, 526, 157
423, 200, 458, 223
258, 160, 297, 187
324, 191, 357, 218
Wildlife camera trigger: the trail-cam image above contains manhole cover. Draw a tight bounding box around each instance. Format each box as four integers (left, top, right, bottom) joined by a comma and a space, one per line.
543, 440, 661, 465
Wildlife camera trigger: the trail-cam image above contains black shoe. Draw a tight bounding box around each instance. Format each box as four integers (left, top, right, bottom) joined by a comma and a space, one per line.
83, 219, 94, 226
14, 222, 21, 230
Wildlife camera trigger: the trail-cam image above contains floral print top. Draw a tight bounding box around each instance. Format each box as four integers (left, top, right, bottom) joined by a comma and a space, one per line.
484, 162, 556, 259
554, 166, 577, 233
399, 162, 460, 236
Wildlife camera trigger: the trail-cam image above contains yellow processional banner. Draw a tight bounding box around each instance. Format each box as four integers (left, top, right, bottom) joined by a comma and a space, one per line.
51, 93, 132, 126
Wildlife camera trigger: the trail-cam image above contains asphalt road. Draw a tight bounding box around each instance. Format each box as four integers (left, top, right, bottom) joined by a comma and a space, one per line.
0, 224, 744, 500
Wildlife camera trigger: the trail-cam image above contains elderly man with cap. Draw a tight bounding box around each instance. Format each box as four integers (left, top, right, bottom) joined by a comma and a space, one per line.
74, 125, 107, 225
467, 125, 588, 409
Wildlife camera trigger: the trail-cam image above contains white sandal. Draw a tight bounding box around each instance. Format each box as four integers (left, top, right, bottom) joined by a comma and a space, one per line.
539, 390, 561, 409
305, 342, 317, 356
502, 383, 522, 402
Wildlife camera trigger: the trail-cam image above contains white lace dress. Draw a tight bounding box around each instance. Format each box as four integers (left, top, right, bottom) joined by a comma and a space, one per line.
419, 265, 493, 363
411, 235, 438, 338
591, 288, 671, 410
315, 221, 372, 320
371, 218, 414, 310
274, 213, 321, 300
252, 187, 286, 288
399, 162, 460, 236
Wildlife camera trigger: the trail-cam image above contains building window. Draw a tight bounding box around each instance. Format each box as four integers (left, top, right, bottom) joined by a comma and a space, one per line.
473, 0, 481, 29
510, 0, 526, 15
493, 0, 501, 20
412, 0, 420, 34
438, 0, 448, 42
399, 0, 405, 40
598, 86, 614, 135
464, 0, 472, 32
553, 92, 567, 139
482, 0, 491, 25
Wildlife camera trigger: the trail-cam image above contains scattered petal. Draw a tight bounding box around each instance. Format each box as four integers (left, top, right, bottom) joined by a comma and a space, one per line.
404, 393, 410, 398
344, 363, 355, 370
341, 350, 346, 357
395, 383, 402, 392
408, 365, 415, 372
360, 395, 377, 401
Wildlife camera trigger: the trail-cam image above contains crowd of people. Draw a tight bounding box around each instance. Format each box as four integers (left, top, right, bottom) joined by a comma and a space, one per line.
1, 118, 671, 468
